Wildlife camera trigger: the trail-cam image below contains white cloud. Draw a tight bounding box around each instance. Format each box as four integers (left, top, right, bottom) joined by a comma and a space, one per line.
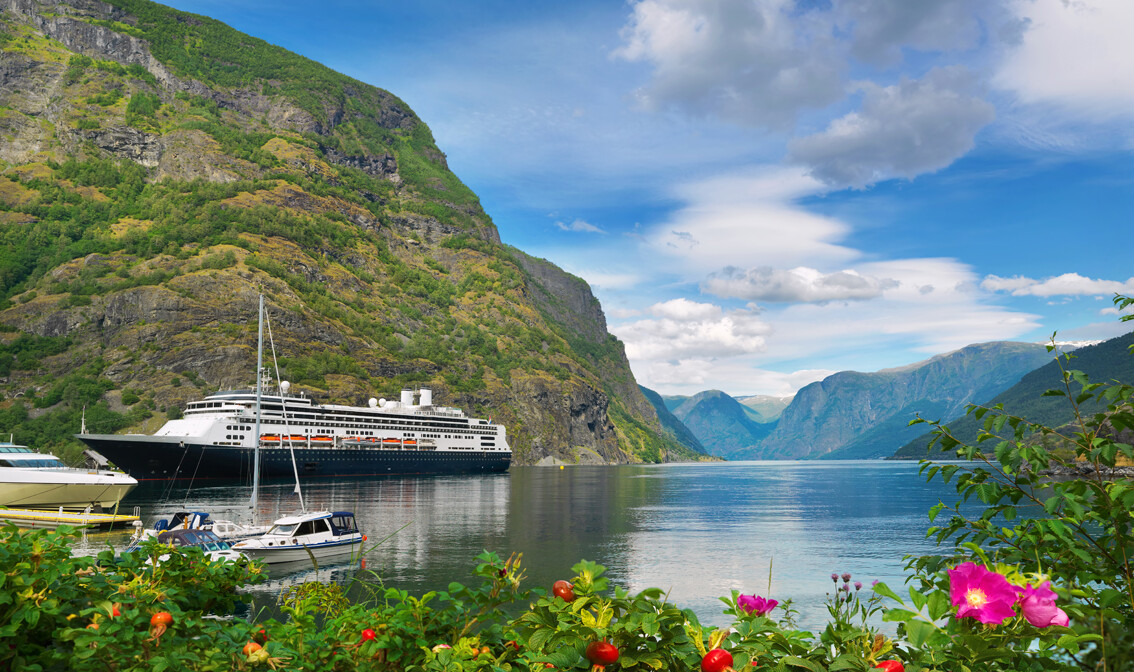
614, 0, 843, 128
702, 266, 898, 303
646, 167, 859, 274
612, 300, 771, 361
982, 273, 1134, 297
788, 67, 996, 189
555, 219, 605, 233
995, 0, 1134, 118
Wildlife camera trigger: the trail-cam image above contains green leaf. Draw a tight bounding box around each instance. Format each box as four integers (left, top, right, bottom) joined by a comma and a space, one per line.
782, 655, 826, 672
871, 582, 905, 605
904, 619, 939, 648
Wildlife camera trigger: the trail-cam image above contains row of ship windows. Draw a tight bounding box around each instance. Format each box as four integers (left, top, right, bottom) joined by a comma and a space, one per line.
222, 417, 494, 434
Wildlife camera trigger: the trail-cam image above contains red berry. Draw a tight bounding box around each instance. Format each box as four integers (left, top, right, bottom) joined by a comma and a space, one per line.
254, 628, 269, 644
552, 580, 576, 601
242, 642, 262, 656
110, 606, 121, 618
506, 640, 520, 651
150, 612, 173, 627
875, 661, 904, 672
361, 628, 378, 642
702, 648, 734, 672
585, 641, 619, 665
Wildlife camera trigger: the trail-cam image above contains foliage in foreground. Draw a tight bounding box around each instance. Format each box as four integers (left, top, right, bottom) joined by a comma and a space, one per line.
2, 299, 1132, 671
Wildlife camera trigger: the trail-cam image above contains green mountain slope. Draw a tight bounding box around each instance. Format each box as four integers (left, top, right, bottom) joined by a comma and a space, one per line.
747, 342, 1054, 459
638, 386, 707, 455
0, 0, 694, 465
895, 331, 1134, 458
666, 390, 775, 458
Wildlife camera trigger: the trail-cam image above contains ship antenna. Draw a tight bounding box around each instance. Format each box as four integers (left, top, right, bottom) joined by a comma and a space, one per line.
80, 406, 87, 435
265, 307, 306, 513
251, 294, 264, 510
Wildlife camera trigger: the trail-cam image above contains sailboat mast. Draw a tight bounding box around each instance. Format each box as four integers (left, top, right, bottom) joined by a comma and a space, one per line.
251, 294, 264, 509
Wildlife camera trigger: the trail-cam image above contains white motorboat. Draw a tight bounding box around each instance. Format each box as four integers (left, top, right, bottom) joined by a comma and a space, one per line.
232, 510, 363, 564
0, 441, 137, 509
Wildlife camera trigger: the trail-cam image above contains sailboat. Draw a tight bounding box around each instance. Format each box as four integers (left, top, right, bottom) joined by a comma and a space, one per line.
231, 295, 365, 564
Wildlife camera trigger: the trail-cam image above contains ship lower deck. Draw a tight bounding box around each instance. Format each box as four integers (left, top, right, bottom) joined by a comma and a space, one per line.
78, 435, 510, 481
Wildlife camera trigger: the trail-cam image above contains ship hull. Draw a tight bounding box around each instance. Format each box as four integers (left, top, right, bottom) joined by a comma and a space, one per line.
78, 434, 511, 481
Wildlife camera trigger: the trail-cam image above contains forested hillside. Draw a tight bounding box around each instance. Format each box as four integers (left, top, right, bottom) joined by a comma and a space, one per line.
0, 0, 695, 465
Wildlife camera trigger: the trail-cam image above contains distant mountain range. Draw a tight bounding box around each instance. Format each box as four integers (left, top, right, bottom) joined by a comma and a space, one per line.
642, 340, 1074, 460
735, 395, 793, 423
657, 390, 776, 459
895, 331, 1134, 458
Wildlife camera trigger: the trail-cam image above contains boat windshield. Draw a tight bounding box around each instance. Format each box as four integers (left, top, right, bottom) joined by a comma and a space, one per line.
202, 540, 232, 551
269, 523, 299, 536
0, 458, 67, 468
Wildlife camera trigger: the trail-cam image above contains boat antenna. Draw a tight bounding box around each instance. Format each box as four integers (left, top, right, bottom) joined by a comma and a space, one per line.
265, 307, 306, 513
251, 294, 264, 510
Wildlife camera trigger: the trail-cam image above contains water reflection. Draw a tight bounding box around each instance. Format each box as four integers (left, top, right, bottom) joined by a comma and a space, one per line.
93, 461, 963, 631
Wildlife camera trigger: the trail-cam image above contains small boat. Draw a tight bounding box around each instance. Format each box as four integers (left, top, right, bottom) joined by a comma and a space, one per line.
130, 510, 271, 544
232, 510, 363, 564
0, 507, 139, 530
131, 527, 248, 564
0, 441, 137, 509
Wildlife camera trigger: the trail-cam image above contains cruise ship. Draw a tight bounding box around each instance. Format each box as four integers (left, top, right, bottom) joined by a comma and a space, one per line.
77, 386, 511, 481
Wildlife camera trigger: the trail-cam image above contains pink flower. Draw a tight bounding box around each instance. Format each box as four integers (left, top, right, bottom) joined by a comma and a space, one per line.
1017, 582, 1069, 628
948, 562, 1018, 625
737, 594, 778, 616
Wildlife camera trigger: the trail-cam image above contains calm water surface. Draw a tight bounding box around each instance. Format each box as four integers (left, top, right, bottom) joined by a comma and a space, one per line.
79, 460, 968, 631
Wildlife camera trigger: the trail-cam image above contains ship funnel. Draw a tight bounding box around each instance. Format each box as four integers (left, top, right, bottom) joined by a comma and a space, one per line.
419, 388, 432, 406
400, 389, 414, 406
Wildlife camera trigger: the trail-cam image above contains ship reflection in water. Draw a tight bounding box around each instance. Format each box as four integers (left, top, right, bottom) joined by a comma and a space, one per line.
109, 461, 971, 631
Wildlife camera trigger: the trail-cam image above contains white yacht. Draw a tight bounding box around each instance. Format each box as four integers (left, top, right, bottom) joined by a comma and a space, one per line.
232, 510, 364, 564
0, 442, 137, 509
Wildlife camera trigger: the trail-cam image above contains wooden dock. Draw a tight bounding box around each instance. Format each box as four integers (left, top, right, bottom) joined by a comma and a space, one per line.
0, 507, 140, 531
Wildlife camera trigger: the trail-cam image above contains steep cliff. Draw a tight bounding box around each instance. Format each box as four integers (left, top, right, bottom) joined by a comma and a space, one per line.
0, 0, 693, 465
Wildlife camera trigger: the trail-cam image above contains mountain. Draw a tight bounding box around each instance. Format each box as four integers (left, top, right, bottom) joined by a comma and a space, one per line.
740, 341, 1055, 460
895, 331, 1134, 458
735, 394, 793, 423
638, 386, 706, 455
0, 0, 695, 465
664, 390, 775, 458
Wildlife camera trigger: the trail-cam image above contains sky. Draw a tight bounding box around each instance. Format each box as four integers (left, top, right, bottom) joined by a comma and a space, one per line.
163, 0, 1134, 397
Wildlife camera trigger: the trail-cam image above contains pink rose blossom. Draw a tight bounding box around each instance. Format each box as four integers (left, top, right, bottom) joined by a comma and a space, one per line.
737, 594, 778, 616
948, 562, 1017, 625
1017, 582, 1069, 628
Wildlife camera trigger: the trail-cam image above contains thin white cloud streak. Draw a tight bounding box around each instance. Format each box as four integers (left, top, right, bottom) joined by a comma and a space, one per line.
645, 168, 859, 275
702, 266, 898, 303
555, 219, 605, 233
982, 273, 1134, 297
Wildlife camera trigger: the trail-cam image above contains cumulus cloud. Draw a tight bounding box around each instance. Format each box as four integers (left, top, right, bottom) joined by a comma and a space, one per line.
788, 67, 996, 189
613, 300, 771, 361
836, 0, 990, 65
702, 266, 899, 303
555, 218, 605, 233
982, 273, 1134, 297
996, 0, 1134, 118
614, 0, 843, 128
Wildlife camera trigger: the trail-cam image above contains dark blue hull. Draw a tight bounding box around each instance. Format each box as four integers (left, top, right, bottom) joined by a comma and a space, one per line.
77, 434, 510, 481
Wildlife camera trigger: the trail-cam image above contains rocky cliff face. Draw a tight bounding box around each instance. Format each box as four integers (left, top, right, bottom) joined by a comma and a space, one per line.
0, 0, 694, 465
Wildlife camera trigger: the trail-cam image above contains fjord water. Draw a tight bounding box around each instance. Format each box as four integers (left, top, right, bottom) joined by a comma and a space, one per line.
109, 460, 964, 631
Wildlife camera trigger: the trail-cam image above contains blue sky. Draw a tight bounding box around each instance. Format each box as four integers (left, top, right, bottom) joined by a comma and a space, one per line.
166, 0, 1134, 396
